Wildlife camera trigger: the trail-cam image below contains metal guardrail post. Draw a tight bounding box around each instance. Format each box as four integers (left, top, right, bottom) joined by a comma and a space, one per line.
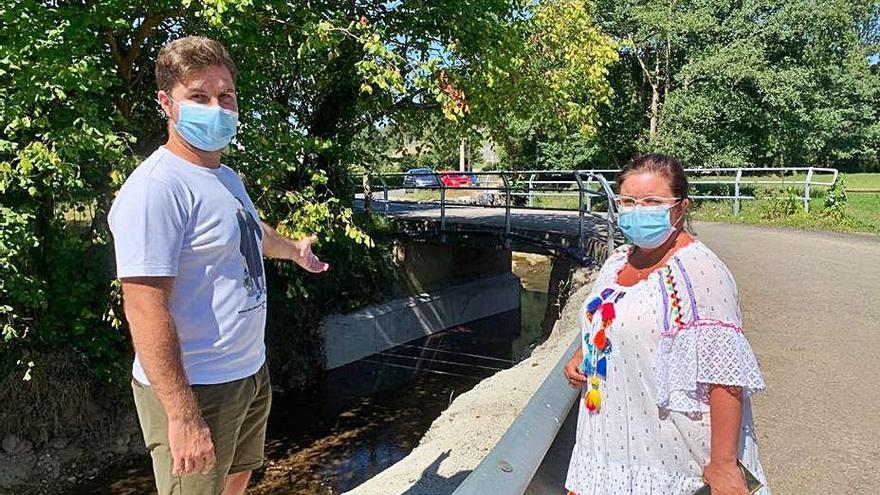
361, 173, 373, 214
528, 173, 536, 208
501, 173, 512, 238
580, 171, 618, 255
573, 172, 586, 250
436, 172, 447, 240
733, 168, 742, 216
585, 175, 594, 213
379, 176, 389, 215
804, 167, 814, 212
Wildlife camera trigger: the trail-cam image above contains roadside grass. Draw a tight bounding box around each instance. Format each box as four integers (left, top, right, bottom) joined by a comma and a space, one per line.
840, 173, 880, 190
842, 192, 880, 232
689, 199, 878, 234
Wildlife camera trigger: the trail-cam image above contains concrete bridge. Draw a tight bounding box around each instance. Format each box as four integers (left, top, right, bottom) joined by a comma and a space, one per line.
363, 200, 616, 263
325, 174, 621, 372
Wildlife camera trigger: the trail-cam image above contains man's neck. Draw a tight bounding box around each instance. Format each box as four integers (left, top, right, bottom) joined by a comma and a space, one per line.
164, 132, 222, 169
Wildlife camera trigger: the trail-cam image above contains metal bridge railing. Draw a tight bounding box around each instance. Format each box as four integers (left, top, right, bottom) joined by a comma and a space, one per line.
357, 170, 619, 254
359, 166, 838, 217
520, 167, 838, 214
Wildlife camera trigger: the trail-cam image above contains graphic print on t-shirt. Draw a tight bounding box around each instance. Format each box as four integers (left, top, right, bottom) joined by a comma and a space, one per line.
235, 198, 265, 299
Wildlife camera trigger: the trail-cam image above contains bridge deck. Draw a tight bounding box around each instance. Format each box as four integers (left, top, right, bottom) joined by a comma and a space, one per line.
362, 201, 617, 261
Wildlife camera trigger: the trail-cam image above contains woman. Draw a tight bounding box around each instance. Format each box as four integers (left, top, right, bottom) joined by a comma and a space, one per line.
563, 154, 769, 495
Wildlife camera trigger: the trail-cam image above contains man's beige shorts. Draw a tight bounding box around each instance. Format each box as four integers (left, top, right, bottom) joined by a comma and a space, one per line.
132, 363, 272, 495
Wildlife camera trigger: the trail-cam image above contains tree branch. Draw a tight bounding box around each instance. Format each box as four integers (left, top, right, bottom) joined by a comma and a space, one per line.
628, 35, 656, 88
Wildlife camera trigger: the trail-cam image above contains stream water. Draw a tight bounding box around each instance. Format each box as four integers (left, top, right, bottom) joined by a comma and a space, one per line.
70, 254, 552, 494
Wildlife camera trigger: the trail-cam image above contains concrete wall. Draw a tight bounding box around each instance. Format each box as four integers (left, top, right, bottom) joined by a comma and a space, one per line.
394, 241, 513, 295
322, 272, 521, 370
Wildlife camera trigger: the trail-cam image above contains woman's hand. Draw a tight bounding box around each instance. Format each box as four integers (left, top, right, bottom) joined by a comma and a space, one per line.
563, 350, 587, 389
703, 461, 749, 495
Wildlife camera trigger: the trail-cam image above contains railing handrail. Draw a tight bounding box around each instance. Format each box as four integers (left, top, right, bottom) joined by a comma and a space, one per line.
575, 171, 617, 255
356, 166, 839, 217
451, 336, 580, 495
354, 166, 839, 176
358, 169, 621, 257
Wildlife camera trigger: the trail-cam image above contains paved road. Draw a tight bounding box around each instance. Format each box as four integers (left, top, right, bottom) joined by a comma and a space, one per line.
376, 202, 880, 493
693, 222, 880, 494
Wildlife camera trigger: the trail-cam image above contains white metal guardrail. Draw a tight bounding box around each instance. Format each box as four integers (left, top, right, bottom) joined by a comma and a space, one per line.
516, 167, 838, 214
359, 166, 838, 216
357, 170, 620, 255
356, 166, 837, 255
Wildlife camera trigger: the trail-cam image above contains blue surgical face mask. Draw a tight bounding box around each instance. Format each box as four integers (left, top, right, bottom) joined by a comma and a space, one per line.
617, 203, 682, 249
169, 97, 238, 152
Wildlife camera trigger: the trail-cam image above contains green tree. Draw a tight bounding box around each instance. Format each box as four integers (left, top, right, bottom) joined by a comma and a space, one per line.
593, 0, 880, 170
0, 2, 623, 447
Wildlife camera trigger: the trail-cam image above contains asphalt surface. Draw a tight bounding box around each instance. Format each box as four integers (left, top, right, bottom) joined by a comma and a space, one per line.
693, 222, 880, 494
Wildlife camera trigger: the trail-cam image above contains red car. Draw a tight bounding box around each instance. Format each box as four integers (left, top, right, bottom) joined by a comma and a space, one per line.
438, 171, 474, 188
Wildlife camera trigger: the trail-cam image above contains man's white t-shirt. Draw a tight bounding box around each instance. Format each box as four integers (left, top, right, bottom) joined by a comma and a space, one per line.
109, 146, 267, 385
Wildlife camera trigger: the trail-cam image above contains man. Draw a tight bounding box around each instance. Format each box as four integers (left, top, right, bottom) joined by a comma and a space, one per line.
108, 36, 328, 495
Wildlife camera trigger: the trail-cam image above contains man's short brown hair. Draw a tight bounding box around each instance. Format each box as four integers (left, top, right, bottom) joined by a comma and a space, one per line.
155, 36, 237, 93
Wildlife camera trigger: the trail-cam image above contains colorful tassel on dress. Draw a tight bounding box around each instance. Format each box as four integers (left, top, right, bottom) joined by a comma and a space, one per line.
600, 302, 616, 321
584, 376, 602, 412
596, 357, 607, 378
586, 297, 602, 323
593, 328, 608, 351
581, 287, 625, 415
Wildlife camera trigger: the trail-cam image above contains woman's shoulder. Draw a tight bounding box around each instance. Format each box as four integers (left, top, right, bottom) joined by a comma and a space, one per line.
672, 240, 735, 283
670, 240, 741, 323
603, 243, 632, 267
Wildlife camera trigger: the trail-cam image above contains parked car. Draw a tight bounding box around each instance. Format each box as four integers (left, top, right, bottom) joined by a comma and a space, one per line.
403, 168, 440, 189
438, 171, 474, 188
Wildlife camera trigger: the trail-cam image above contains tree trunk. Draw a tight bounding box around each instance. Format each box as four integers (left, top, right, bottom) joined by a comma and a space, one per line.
649, 49, 661, 138
459, 138, 468, 172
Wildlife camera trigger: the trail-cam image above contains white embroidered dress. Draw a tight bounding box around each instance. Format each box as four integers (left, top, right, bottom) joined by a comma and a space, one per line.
565, 241, 770, 495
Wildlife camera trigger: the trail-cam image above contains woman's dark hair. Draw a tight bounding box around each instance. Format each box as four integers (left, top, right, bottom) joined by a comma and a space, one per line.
616, 153, 689, 199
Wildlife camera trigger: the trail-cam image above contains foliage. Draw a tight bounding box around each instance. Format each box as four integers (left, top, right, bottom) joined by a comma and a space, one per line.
538, 132, 607, 170
0, 0, 142, 383
821, 175, 850, 222
0, 1, 624, 444
472, 0, 618, 170
349, 0, 619, 172
757, 188, 804, 220
591, 0, 880, 171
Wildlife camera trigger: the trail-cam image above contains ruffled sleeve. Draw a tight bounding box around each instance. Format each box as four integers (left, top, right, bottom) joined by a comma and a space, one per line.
654, 243, 765, 414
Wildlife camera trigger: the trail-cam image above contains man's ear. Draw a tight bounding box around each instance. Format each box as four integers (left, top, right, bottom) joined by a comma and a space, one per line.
157, 90, 173, 119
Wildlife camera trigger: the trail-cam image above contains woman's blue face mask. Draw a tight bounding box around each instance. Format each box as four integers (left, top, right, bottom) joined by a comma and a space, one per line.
169, 97, 239, 152
617, 202, 683, 249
